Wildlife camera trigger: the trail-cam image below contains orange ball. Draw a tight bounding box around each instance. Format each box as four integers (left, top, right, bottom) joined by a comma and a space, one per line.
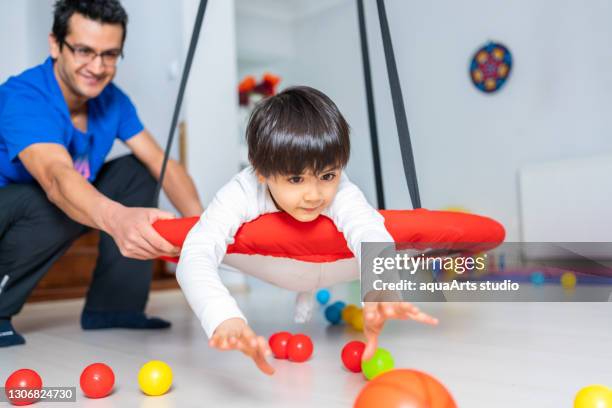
354, 369, 457, 408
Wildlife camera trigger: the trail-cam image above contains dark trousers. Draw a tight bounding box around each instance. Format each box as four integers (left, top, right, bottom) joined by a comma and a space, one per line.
0, 155, 155, 318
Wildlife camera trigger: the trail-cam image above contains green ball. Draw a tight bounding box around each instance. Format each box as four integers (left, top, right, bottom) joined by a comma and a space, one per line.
361, 348, 394, 380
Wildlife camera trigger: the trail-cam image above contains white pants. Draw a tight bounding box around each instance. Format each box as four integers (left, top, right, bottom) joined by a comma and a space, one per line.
222, 254, 360, 323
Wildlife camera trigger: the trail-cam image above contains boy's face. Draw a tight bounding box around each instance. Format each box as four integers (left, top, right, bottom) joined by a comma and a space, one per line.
259, 167, 342, 222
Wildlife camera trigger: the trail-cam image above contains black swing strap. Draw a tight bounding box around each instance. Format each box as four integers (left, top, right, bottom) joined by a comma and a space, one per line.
375, 0, 422, 209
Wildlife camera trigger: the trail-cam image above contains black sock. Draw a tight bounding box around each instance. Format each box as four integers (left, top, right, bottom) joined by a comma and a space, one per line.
0, 318, 26, 347
80, 310, 171, 330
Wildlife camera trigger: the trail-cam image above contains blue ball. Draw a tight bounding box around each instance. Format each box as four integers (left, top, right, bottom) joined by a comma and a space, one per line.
531, 271, 545, 286
316, 289, 330, 305
331, 301, 346, 311
324, 305, 342, 324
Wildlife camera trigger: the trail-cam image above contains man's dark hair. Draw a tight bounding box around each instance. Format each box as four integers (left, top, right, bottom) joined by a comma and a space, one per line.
53, 0, 128, 47
247, 86, 350, 177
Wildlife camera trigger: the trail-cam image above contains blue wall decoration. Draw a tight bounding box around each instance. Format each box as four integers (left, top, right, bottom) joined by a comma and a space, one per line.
470, 42, 512, 93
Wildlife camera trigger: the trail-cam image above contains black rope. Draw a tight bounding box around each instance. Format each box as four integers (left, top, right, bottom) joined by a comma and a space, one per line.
356, 0, 385, 209
375, 0, 421, 209
154, 0, 209, 205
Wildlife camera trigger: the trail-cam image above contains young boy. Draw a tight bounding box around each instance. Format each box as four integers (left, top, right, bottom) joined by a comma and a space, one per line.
177, 86, 437, 375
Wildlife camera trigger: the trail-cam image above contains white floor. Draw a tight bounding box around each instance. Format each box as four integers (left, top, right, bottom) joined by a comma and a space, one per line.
1, 282, 611, 408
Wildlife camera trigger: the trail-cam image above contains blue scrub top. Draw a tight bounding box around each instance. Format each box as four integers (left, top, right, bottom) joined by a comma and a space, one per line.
0, 57, 144, 187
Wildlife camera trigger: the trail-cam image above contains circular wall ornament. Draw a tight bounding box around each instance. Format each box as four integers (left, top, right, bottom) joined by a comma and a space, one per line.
470, 42, 512, 93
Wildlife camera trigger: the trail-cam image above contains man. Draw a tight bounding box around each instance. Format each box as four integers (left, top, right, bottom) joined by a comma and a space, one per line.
0, 0, 204, 347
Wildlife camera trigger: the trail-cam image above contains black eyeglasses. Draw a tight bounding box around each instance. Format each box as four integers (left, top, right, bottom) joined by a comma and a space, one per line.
62, 41, 123, 67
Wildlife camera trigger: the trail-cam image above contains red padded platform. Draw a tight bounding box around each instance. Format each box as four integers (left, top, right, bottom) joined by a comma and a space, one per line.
153, 209, 505, 263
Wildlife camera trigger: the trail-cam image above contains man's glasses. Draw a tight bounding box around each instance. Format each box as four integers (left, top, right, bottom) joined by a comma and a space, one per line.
62, 41, 123, 67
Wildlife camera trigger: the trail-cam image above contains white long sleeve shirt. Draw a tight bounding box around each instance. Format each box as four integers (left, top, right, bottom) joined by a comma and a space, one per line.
176, 166, 393, 338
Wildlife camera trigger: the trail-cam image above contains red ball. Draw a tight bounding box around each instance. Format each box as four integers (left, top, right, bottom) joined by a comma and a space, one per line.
4, 368, 43, 406
79, 363, 115, 399
341, 340, 366, 373
354, 369, 457, 408
269, 331, 292, 359
286, 334, 313, 363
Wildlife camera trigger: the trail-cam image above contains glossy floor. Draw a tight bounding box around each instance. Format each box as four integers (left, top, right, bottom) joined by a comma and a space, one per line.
1, 282, 611, 407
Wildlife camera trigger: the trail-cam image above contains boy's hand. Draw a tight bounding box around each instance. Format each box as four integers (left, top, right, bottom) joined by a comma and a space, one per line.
209, 318, 275, 375
362, 302, 438, 361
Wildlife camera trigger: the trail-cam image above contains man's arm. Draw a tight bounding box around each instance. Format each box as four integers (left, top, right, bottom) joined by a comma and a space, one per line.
18, 143, 179, 260
125, 130, 204, 217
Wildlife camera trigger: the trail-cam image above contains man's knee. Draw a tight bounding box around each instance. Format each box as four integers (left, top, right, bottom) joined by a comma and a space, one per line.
0, 185, 85, 259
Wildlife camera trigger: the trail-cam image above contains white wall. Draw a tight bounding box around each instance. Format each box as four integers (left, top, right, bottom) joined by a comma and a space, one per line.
290, 0, 612, 241
182, 0, 239, 205
0, 1, 38, 81
111, 0, 184, 161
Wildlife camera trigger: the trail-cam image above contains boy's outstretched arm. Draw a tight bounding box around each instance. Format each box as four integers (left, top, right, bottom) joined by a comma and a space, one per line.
325, 173, 439, 361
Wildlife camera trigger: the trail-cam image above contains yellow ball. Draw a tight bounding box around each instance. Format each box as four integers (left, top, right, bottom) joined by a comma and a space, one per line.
342, 304, 358, 323
574, 384, 612, 408
138, 360, 173, 396
351, 309, 364, 331
561, 272, 577, 289
442, 206, 470, 214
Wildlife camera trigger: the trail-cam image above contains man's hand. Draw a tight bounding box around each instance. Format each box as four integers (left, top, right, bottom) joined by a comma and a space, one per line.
362, 302, 438, 361
104, 205, 180, 260
210, 318, 275, 375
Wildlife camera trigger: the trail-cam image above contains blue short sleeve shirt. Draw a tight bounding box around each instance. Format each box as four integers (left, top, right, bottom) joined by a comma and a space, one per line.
0, 57, 144, 187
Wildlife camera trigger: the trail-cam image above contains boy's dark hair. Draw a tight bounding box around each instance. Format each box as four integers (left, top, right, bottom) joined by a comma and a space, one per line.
247, 86, 350, 177
53, 0, 128, 47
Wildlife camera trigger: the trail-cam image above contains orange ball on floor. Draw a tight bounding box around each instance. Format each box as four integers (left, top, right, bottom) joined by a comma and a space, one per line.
354, 369, 457, 408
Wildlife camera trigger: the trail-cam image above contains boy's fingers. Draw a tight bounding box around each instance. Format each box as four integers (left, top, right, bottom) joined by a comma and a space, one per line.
363, 302, 378, 316
383, 304, 395, 316
409, 311, 439, 325
399, 302, 417, 313
257, 336, 272, 356
253, 353, 275, 375
210, 334, 224, 349
219, 337, 230, 349
364, 304, 379, 324
252, 337, 275, 375
242, 327, 258, 348
362, 334, 378, 362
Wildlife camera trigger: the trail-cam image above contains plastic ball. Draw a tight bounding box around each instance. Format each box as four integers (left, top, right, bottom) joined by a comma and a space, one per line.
4, 368, 43, 406
80, 363, 115, 399
530, 271, 545, 286
316, 289, 330, 305
332, 301, 346, 311
341, 304, 358, 323
286, 333, 313, 363
325, 305, 342, 325
442, 206, 470, 214
361, 348, 394, 380
561, 272, 577, 289
138, 360, 173, 396
354, 369, 458, 408
574, 384, 612, 408
268, 331, 292, 359
341, 341, 366, 373
351, 309, 364, 331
